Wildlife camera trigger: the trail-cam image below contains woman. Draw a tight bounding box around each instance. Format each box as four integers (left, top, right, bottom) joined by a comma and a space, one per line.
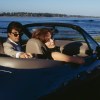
26, 28, 85, 64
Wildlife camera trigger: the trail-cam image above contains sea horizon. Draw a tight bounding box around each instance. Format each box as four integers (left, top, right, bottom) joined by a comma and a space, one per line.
0, 16, 100, 44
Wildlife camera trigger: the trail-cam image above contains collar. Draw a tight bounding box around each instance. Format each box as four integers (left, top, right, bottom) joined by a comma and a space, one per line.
8, 38, 18, 45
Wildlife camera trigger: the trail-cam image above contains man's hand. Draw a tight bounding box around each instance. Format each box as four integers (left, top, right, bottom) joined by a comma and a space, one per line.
19, 52, 33, 58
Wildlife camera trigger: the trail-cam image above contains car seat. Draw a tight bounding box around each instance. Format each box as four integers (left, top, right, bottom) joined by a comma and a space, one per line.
26, 38, 48, 55
0, 37, 4, 54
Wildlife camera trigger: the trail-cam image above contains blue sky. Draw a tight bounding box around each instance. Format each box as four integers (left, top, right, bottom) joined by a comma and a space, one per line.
0, 0, 100, 17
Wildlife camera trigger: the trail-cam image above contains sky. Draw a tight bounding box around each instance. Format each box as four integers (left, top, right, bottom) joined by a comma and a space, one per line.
0, 0, 100, 17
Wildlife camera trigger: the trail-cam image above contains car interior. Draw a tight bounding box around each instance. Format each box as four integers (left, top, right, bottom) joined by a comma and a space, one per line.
0, 23, 99, 68
23, 25, 91, 58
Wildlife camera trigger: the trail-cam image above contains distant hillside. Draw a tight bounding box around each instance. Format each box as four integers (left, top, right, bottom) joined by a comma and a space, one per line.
0, 12, 67, 17
0, 12, 99, 18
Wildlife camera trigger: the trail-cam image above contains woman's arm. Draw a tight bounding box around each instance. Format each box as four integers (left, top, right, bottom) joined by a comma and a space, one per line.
51, 52, 85, 64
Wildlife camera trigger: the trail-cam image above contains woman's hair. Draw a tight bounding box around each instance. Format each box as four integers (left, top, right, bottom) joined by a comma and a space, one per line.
32, 28, 52, 43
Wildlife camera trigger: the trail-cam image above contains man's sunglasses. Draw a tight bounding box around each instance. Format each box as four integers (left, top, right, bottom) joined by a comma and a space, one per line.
11, 32, 22, 37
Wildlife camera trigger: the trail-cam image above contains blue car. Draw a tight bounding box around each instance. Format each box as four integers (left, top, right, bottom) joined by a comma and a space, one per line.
0, 22, 100, 100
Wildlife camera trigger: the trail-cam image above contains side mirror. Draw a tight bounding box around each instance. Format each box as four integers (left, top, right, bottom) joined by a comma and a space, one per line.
96, 46, 100, 59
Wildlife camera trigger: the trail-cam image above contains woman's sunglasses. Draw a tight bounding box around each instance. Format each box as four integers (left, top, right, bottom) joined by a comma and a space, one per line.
11, 32, 22, 37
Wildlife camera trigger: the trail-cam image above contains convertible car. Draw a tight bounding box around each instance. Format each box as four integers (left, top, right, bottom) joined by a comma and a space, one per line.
0, 22, 100, 100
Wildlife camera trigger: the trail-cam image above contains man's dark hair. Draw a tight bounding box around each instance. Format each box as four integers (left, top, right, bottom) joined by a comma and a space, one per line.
7, 21, 23, 33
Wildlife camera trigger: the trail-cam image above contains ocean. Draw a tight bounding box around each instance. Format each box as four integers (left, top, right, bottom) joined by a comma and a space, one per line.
0, 16, 100, 44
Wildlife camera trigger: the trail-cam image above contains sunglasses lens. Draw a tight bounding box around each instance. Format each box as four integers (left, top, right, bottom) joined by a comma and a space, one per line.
11, 32, 22, 37
14, 34, 19, 37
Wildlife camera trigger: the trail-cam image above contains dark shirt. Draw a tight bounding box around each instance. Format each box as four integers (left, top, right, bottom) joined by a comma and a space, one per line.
41, 46, 60, 60
48, 46, 60, 53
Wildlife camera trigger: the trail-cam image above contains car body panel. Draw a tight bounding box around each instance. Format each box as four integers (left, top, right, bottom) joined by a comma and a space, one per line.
0, 22, 100, 99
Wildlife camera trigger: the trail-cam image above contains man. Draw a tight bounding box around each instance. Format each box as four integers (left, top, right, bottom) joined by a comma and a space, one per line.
3, 21, 32, 58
